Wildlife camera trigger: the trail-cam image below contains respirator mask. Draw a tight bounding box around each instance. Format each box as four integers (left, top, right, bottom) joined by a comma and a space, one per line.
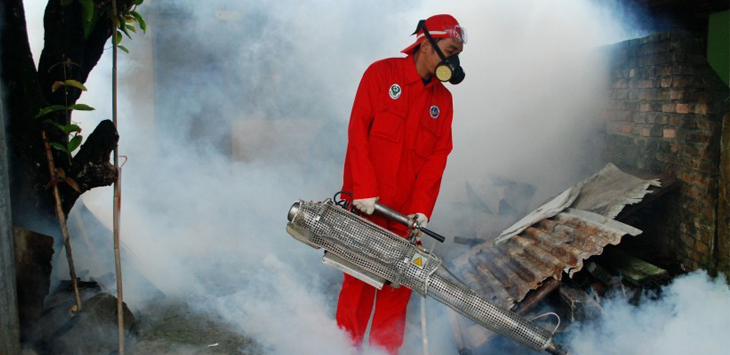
418, 20, 467, 85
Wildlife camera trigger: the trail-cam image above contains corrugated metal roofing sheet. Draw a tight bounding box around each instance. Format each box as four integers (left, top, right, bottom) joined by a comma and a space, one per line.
448, 163, 672, 350
453, 208, 641, 311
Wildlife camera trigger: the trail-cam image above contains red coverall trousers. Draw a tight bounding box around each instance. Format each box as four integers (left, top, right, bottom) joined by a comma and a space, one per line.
336, 56, 454, 354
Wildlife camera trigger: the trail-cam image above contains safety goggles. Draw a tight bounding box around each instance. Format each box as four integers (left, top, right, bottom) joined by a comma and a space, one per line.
417, 22, 467, 44
443, 25, 467, 44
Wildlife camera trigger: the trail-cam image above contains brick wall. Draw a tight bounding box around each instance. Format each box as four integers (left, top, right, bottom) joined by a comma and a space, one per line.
718, 111, 730, 274
602, 30, 729, 274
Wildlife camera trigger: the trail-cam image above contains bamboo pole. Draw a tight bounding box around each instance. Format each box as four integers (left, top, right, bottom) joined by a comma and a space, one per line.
110, 1, 125, 354
41, 130, 82, 311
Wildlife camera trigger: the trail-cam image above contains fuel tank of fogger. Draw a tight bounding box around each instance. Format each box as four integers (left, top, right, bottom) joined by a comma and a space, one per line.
286, 199, 567, 355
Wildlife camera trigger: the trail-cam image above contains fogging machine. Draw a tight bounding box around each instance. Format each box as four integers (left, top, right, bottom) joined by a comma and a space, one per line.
285, 196, 567, 355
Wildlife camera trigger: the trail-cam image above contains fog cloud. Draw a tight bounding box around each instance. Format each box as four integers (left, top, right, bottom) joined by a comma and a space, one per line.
21, 1, 724, 355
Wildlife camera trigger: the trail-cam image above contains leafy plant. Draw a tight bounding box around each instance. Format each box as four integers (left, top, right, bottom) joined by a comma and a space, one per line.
36, 57, 94, 166
62, 0, 146, 53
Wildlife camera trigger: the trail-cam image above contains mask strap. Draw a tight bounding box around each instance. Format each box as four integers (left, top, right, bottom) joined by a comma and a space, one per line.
420, 22, 449, 62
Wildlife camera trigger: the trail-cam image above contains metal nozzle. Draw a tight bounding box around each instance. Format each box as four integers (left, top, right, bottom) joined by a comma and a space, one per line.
288, 201, 301, 222
545, 341, 568, 355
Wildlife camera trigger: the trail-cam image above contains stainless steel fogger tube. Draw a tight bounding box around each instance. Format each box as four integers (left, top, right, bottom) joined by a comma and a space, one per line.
286, 199, 567, 354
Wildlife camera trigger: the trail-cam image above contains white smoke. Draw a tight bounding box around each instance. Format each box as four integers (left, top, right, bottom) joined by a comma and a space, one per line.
567, 271, 730, 355
22, 1, 728, 355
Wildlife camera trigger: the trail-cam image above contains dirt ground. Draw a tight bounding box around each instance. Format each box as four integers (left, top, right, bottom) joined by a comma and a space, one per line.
132, 299, 261, 355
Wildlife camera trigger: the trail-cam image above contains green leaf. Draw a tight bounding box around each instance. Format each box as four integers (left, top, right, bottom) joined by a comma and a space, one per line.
52, 81, 65, 92
49, 142, 68, 153
79, 0, 94, 22
67, 103, 95, 111
44, 120, 63, 131
35, 105, 67, 119
67, 135, 82, 152
52, 80, 86, 92
116, 31, 123, 44
119, 24, 133, 39
60, 0, 73, 6
118, 45, 129, 54
64, 79, 87, 91
135, 0, 144, 5
63, 124, 82, 135
82, 3, 100, 39
130, 11, 146, 33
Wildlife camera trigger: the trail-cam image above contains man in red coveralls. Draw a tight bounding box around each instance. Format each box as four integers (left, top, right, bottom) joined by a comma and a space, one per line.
337, 14, 467, 354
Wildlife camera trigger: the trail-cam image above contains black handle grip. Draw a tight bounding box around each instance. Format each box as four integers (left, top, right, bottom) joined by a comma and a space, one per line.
371, 201, 446, 243
421, 227, 446, 243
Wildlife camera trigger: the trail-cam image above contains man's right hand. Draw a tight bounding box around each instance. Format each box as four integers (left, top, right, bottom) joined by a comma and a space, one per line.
353, 197, 379, 215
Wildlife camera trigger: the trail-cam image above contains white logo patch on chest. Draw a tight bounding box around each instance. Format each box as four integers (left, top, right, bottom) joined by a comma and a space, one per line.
389, 83, 402, 100
430, 105, 440, 119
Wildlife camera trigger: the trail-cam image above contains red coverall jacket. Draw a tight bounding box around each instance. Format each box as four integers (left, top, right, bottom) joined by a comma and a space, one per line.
342, 56, 454, 233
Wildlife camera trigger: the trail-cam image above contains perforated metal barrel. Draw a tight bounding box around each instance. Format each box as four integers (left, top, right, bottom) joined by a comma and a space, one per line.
286, 200, 566, 354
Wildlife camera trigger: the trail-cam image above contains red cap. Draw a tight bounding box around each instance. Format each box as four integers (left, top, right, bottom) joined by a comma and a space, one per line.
401, 14, 463, 54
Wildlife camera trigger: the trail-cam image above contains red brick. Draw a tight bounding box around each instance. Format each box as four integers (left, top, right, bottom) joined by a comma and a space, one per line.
662, 103, 676, 112
640, 127, 652, 137
680, 234, 695, 248
689, 133, 709, 143
639, 103, 652, 112
697, 119, 717, 131
663, 128, 676, 138
695, 241, 709, 254
673, 78, 691, 88
676, 103, 690, 114
694, 103, 708, 115
622, 124, 634, 134
670, 89, 684, 100
671, 144, 679, 153
657, 90, 671, 100
660, 77, 673, 87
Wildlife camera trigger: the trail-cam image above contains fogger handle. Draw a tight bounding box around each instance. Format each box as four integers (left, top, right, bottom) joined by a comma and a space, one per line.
373, 202, 446, 243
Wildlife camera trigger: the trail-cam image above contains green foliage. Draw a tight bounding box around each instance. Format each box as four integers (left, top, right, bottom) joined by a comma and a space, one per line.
36, 57, 95, 165
79, 0, 99, 38
45, 119, 84, 157
129, 11, 146, 33
67, 103, 95, 111
35, 105, 68, 119
115, 2, 147, 54
71, 0, 147, 43
35, 103, 95, 119
52, 79, 88, 92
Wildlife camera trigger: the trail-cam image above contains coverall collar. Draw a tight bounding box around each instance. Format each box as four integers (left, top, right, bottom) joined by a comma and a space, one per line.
405, 55, 432, 87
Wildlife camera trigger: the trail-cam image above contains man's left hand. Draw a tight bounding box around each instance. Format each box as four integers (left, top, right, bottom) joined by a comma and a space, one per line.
407, 212, 428, 229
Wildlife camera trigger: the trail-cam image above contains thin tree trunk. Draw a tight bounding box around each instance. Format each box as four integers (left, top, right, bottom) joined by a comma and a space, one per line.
41, 130, 82, 311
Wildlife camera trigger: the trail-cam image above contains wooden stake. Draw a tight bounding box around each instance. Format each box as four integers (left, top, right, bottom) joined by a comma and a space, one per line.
41, 130, 82, 312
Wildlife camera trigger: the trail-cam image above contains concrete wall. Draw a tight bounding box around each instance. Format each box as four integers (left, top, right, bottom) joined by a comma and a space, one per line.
603, 30, 729, 274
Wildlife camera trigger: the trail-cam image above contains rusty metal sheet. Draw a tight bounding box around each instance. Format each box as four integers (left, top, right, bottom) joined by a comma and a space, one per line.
449, 164, 668, 350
